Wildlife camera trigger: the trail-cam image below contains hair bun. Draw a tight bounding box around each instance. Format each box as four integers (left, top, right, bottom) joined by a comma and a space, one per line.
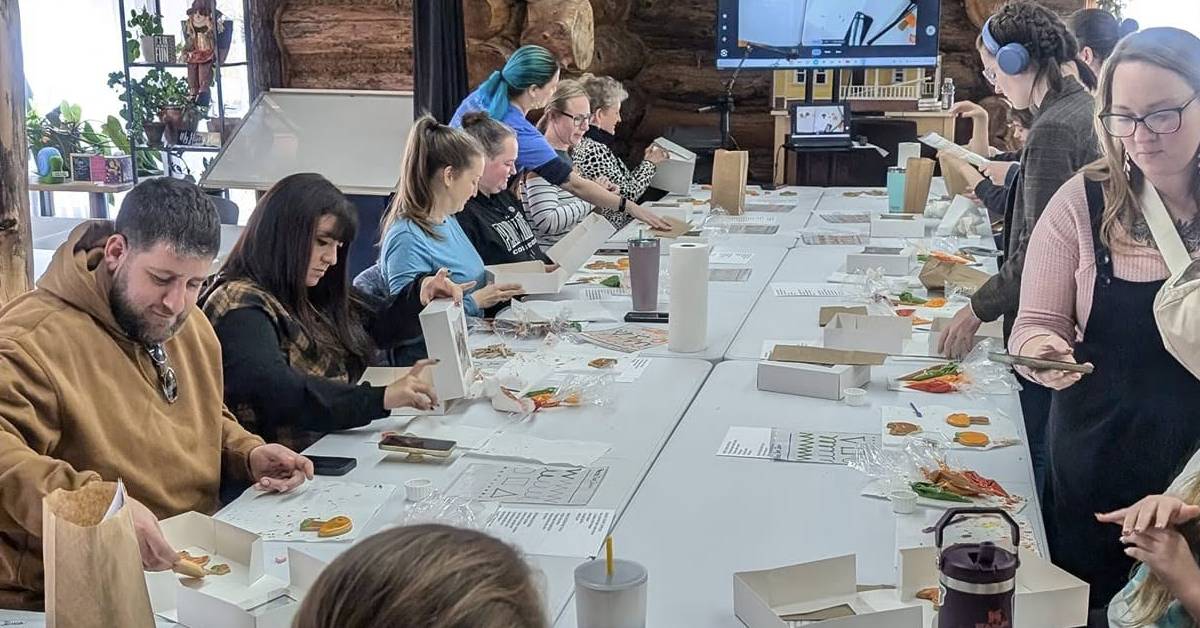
1118, 18, 1139, 37
460, 111, 492, 128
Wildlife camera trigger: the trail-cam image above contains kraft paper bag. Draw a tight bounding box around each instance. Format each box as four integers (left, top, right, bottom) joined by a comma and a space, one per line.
919, 258, 991, 291
902, 157, 936, 214
938, 153, 972, 198
44, 482, 155, 628
711, 149, 749, 215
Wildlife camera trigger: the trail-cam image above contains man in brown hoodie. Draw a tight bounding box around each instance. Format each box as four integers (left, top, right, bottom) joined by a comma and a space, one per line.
0, 178, 314, 610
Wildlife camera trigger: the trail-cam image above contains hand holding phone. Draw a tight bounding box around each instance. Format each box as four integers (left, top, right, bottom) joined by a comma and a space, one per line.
991, 334, 1094, 391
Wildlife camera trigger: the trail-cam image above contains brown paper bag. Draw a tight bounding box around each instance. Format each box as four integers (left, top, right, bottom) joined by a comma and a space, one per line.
938, 153, 972, 198
919, 258, 992, 291
903, 157, 936, 214
44, 482, 155, 628
649, 215, 693, 238
711, 149, 749, 215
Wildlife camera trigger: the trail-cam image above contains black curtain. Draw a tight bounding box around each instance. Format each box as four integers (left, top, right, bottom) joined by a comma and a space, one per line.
413, 0, 468, 123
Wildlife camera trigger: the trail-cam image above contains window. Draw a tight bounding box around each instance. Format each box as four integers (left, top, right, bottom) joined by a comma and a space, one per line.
793, 70, 806, 85
815, 70, 829, 85
893, 69, 906, 83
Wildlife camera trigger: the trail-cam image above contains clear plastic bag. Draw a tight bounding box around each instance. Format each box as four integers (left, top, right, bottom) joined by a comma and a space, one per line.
522, 372, 616, 410
399, 490, 494, 530
849, 437, 952, 492
960, 337, 1022, 396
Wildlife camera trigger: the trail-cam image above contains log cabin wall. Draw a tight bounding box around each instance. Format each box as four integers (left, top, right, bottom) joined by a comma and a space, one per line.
258, 0, 1086, 181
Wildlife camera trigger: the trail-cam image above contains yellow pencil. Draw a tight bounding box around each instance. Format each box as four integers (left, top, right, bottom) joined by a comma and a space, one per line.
605, 536, 614, 577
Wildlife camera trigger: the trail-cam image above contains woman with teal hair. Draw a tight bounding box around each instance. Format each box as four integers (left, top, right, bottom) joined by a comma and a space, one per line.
451, 45, 670, 231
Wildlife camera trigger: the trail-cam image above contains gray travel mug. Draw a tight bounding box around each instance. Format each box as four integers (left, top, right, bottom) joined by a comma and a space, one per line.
627, 237, 661, 312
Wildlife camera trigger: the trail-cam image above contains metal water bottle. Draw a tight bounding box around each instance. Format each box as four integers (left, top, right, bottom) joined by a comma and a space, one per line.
942, 78, 956, 110
935, 508, 1020, 628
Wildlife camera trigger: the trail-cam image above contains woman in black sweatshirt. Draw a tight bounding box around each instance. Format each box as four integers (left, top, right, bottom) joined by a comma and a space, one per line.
457, 111, 554, 266
200, 173, 467, 452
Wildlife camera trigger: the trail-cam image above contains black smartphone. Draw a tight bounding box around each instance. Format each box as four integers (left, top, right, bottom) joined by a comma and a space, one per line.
378, 432, 457, 458
989, 352, 1095, 374
624, 311, 669, 324
308, 455, 357, 476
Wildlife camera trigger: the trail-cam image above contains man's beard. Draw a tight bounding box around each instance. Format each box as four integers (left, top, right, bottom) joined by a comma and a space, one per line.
110, 268, 188, 345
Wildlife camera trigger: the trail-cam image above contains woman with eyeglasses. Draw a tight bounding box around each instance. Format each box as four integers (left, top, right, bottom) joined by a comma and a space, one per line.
522, 79, 603, 246
451, 45, 669, 233
201, 174, 468, 452
1005, 28, 1200, 621
938, 0, 1100, 508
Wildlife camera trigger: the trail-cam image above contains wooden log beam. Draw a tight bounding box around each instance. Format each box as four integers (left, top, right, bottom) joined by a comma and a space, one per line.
588, 24, 646, 81
590, 0, 632, 25
0, 0, 31, 303
466, 37, 515, 90
247, 0, 287, 97
463, 0, 510, 40
277, 1, 414, 90
521, 0, 594, 71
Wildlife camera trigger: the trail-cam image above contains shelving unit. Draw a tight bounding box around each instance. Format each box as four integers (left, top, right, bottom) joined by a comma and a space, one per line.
114, 0, 251, 183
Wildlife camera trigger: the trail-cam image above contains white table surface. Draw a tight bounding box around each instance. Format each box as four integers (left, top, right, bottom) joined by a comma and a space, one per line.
521, 244, 788, 363
553, 359, 1044, 628
221, 357, 713, 623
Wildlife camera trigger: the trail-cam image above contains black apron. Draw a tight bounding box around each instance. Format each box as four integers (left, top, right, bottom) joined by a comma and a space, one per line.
1043, 179, 1200, 609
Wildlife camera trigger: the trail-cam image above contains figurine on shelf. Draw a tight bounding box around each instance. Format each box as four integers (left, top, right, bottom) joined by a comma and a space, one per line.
182, 0, 223, 107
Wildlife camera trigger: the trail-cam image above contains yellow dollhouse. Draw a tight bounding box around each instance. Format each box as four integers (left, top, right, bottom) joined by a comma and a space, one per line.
770, 63, 941, 111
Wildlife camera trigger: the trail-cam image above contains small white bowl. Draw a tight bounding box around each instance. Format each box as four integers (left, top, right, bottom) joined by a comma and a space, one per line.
404, 478, 434, 502
890, 489, 918, 514
843, 387, 868, 407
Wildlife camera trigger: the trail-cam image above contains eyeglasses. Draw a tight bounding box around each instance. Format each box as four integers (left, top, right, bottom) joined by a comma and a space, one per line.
1099, 94, 1197, 138
558, 111, 591, 128
146, 344, 178, 404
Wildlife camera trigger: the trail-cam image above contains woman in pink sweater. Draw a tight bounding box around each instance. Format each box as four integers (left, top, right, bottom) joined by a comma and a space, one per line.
1008, 27, 1200, 616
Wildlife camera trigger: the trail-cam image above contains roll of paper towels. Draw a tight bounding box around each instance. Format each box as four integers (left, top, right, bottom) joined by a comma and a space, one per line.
897, 142, 922, 167
668, 242, 709, 352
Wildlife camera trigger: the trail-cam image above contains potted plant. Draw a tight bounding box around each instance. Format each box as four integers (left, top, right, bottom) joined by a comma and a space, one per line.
128, 9, 177, 64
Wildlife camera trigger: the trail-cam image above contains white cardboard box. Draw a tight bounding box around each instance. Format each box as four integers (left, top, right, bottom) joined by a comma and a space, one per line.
486, 213, 616, 294
649, 137, 697, 195
734, 555, 923, 628
925, 317, 1003, 355
870, 214, 926, 239
418, 299, 475, 405
175, 548, 327, 628
824, 314, 914, 355
146, 512, 286, 625
757, 360, 871, 400
846, 246, 915, 276
897, 546, 1088, 628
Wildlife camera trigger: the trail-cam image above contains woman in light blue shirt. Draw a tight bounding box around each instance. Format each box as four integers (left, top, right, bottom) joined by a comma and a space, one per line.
379, 115, 523, 318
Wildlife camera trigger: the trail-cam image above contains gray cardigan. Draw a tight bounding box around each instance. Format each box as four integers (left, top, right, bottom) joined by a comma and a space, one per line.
971, 77, 1100, 332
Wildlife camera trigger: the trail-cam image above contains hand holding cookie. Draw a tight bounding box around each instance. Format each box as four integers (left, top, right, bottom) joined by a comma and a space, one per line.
129, 496, 176, 571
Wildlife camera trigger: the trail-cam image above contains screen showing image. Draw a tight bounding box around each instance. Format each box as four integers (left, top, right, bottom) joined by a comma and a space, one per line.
716, 0, 940, 69
793, 105, 848, 136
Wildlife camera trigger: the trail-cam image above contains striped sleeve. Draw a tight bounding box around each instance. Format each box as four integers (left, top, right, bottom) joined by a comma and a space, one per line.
522, 175, 592, 245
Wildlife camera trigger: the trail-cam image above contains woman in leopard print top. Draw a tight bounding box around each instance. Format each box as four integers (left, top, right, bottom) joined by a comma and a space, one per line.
574, 74, 669, 230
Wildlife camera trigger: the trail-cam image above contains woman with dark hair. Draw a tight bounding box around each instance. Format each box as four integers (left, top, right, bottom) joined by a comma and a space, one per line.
1069, 8, 1139, 78
201, 173, 466, 452
938, 0, 1100, 505
450, 44, 670, 231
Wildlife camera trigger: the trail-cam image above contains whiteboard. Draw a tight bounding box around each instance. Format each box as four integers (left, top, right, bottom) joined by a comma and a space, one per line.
200, 89, 415, 196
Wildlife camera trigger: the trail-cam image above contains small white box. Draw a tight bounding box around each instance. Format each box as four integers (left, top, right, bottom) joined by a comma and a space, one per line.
486, 213, 616, 294
146, 512, 286, 625
846, 246, 914, 276
824, 314, 913, 355
757, 360, 871, 400
734, 555, 923, 628
418, 299, 475, 405
175, 548, 327, 628
926, 317, 1003, 356
897, 547, 1088, 628
870, 214, 926, 239
649, 137, 696, 195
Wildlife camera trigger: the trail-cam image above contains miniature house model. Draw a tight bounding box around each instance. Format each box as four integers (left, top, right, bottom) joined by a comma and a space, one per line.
771, 56, 944, 112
